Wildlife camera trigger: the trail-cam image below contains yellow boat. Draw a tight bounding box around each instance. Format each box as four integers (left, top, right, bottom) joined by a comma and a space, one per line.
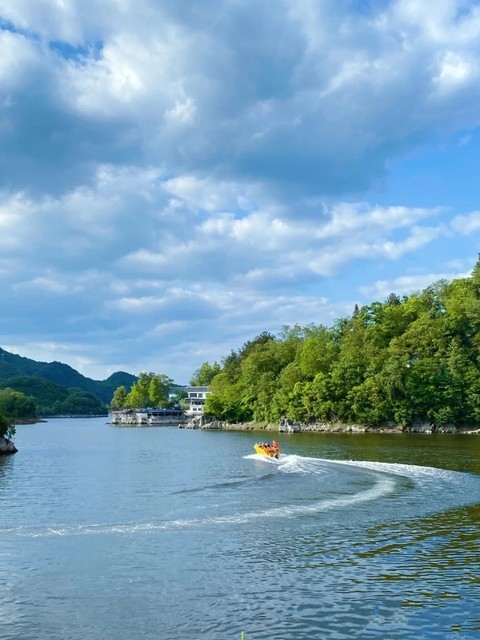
254, 441, 280, 459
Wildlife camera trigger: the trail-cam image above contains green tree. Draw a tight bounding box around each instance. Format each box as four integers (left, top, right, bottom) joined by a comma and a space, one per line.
199, 266, 480, 430
0, 412, 16, 440
348, 377, 389, 426
205, 374, 251, 422
328, 315, 375, 421
110, 385, 128, 410
168, 386, 188, 409
189, 362, 221, 386
297, 325, 338, 379
239, 339, 282, 421
221, 350, 242, 383
149, 374, 174, 408
271, 362, 304, 420
0, 376, 68, 414
0, 388, 37, 420
59, 390, 107, 415
124, 372, 174, 408
125, 372, 152, 408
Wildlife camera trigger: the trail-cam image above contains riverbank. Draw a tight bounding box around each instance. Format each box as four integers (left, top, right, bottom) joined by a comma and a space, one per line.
187, 418, 480, 435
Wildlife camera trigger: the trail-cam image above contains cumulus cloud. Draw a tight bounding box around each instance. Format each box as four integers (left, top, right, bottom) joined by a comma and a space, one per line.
1, 0, 480, 381
358, 269, 473, 302
451, 210, 480, 234
2, 0, 480, 196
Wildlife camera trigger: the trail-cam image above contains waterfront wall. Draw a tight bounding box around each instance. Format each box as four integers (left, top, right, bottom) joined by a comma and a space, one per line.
188, 419, 480, 435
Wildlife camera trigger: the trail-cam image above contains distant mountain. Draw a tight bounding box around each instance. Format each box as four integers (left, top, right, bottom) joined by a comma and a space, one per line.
0, 375, 69, 408
0, 348, 137, 404
0, 376, 107, 416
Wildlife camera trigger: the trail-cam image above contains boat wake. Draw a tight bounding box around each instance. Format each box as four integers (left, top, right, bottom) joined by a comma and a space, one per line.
244, 453, 288, 465
5, 455, 480, 540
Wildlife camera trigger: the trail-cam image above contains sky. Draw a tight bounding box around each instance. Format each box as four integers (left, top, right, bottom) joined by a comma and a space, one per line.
1, 0, 480, 384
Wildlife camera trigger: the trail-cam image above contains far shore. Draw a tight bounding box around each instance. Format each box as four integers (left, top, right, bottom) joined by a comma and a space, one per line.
8, 415, 480, 435
188, 419, 480, 435
13, 415, 107, 424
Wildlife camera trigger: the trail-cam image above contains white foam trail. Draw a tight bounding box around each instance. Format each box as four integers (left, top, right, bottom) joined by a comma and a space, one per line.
243, 453, 289, 466
307, 457, 458, 482
13, 461, 396, 538
206, 474, 396, 522
12, 455, 465, 540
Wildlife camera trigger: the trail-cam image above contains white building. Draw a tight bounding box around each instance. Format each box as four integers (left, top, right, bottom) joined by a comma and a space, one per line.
185, 386, 211, 416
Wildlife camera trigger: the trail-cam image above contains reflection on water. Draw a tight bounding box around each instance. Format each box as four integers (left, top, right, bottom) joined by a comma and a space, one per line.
355, 504, 480, 637
364, 504, 480, 597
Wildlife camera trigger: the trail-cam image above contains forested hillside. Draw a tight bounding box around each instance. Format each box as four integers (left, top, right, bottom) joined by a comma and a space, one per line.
0, 349, 136, 404
203, 264, 480, 430
0, 377, 108, 416
0, 349, 137, 419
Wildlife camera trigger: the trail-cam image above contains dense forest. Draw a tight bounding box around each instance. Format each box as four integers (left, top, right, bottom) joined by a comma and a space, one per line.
5, 262, 480, 432
194, 263, 480, 430
0, 349, 136, 404
0, 378, 108, 417
110, 372, 187, 410
0, 349, 137, 420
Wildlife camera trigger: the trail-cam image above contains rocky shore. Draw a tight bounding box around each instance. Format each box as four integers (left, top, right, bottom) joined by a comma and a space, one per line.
184, 416, 480, 435
0, 436, 18, 455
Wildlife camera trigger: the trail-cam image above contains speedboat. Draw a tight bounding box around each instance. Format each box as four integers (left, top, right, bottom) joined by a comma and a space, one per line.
254, 441, 280, 459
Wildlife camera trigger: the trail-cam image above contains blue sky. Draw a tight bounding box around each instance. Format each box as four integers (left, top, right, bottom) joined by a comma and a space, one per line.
0, 0, 479, 384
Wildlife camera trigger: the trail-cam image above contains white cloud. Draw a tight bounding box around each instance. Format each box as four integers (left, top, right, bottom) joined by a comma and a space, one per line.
358, 269, 472, 301
3, 0, 480, 196
12, 275, 74, 294
451, 210, 480, 234
64, 32, 182, 116
391, 0, 480, 44
1, 1, 480, 382
0, 30, 40, 87
315, 204, 442, 239
441, 51, 472, 82
163, 175, 247, 213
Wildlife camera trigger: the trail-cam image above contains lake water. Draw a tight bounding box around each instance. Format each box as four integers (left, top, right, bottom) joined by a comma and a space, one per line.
1, 418, 480, 640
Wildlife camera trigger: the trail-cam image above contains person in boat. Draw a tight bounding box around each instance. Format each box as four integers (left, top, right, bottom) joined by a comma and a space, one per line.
255, 441, 279, 458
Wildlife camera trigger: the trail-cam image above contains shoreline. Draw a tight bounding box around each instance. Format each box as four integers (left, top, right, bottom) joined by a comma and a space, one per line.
189, 419, 480, 435
0, 436, 18, 454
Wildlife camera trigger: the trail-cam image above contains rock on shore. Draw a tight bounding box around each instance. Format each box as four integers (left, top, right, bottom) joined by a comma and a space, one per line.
185, 416, 480, 435
0, 436, 18, 454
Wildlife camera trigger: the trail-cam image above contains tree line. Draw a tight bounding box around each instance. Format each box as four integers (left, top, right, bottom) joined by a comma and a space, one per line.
5, 261, 480, 434
196, 262, 480, 429
110, 372, 187, 410
0, 381, 107, 417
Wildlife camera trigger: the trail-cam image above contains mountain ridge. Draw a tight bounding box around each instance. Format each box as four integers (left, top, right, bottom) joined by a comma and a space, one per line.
0, 347, 137, 404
